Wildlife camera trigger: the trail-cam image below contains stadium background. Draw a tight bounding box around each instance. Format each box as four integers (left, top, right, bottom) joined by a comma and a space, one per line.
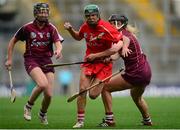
0, 0, 180, 97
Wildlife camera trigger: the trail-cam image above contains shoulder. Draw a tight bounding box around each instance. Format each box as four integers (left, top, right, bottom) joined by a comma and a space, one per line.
48, 23, 58, 30
24, 21, 33, 26
80, 22, 88, 29
22, 21, 34, 29
122, 30, 132, 37
98, 20, 116, 31
47, 23, 60, 34
79, 22, 88, 32
98, 20, 120, 35
15, 21, 33, 34
99, 19, 113, 28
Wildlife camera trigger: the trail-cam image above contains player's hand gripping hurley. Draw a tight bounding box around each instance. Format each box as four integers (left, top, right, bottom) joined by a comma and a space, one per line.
67, 68, 124, 103
8, 69, 16, 103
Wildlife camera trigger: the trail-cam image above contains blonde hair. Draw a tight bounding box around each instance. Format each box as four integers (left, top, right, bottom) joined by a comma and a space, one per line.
126, 24, 139, 36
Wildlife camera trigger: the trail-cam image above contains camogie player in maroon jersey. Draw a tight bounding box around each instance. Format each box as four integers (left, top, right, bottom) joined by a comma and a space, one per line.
5, 3, 64, 125
86, 14, 152, 127
64, 4, 122, 128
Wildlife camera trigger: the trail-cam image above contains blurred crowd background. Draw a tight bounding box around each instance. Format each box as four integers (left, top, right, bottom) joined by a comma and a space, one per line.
0, 0, 180, 97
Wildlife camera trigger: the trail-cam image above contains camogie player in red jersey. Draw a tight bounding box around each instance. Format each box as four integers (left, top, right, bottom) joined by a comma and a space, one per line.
86, 14, 152, 127
5, 3, 64, 125
64, 4, 122, 128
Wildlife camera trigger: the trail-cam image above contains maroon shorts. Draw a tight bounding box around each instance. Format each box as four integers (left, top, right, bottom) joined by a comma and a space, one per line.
24, 56, 55, 75
121, 62, 152, 86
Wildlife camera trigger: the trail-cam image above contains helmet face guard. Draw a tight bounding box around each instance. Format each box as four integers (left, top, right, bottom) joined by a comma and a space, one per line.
33, 3, 49, 22
108, 14, 128, 29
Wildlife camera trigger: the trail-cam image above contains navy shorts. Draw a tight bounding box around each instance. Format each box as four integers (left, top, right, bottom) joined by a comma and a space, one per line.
24, 56, 55, 75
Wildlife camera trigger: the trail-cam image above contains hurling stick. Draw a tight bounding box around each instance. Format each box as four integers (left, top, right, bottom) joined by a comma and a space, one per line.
67, 68, 124, 103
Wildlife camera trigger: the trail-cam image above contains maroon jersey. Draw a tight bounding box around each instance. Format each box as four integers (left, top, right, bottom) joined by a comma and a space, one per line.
14, 20, 64, 58
120, 29, 151, 86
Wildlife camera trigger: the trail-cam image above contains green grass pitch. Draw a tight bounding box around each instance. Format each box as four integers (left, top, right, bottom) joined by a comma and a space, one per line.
0, 96, 180, 129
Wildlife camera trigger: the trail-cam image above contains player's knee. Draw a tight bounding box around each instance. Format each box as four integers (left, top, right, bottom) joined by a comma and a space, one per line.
89, 92, 99, 100
131, 93, 142, 103
37, 81, 49, 90
89, 94, 97, 100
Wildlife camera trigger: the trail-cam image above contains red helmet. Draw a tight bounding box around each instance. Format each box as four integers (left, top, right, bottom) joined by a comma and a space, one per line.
33, 3, 49, 22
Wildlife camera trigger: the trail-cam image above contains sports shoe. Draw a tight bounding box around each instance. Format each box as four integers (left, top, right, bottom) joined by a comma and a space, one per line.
38, 112, 48, 125
73, 121, 84, 128
97, 118, 115, 127
142, 120, 153, 126
24, 106, 31, 121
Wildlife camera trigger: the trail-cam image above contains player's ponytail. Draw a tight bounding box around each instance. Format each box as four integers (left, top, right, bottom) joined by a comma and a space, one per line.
126, 24, 139, 36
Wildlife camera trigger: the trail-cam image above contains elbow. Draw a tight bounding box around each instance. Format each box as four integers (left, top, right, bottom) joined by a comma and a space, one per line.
110, 41, 123, 53
73, 36, 82, 41
75, 37, 82, 41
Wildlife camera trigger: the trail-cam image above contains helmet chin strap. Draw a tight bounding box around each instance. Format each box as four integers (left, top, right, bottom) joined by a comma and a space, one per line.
115, 21, 118, 29
116, 23, 125, 30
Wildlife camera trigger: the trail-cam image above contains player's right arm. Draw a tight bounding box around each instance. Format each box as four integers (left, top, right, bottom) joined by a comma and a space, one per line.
64, 22, 82, 41
5, 37, 19, 70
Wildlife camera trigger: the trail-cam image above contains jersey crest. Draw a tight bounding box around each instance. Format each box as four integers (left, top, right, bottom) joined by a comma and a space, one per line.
89, 32, 104, 42
38, 32, 44, 38
83, 33, 88, 39
30, 32, 36, 39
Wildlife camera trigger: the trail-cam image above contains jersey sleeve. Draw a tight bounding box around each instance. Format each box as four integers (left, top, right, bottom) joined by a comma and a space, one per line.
14, 26, 26, 41
51, 26, 64, 43
79, 24, 86, 39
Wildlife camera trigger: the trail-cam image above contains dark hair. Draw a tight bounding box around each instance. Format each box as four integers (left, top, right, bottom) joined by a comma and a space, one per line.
33, 3, 49, 17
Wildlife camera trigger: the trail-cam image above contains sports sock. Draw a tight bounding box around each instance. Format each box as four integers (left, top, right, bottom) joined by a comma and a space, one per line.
105, 112, 114, 123
77, 110, 85, 123
39, 109, 47, 117
25, 101, 34, 109
143, 117, 152, 122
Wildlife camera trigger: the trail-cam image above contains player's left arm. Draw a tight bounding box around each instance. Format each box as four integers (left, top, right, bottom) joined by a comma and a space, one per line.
54, 41, 63, 59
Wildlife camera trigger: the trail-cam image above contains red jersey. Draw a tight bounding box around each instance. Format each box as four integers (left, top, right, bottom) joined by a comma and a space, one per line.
79, 19, 122, 56
15, 20, 64, 58
79, 19, 122, 80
